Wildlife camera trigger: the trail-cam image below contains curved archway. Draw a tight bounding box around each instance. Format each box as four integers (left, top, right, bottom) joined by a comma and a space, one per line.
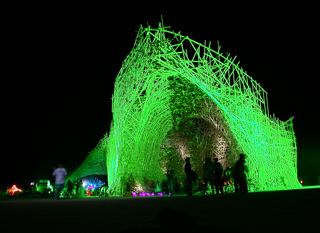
72, 22, 301, 196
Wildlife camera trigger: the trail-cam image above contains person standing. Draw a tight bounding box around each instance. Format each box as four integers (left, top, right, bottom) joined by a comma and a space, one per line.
66, 179, 73, 198
52, 164, 67, 199
202, 157, 215, 195
184, 157, 194, 196
76, 179, 83, 197
214, 158, 224, 195
234, 154, 248, 193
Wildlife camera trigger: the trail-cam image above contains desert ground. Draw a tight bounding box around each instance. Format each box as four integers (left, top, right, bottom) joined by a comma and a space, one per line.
1, 188, 319, 232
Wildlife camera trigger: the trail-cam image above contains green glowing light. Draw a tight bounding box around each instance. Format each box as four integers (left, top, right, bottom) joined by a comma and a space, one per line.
71, 22, 301, 196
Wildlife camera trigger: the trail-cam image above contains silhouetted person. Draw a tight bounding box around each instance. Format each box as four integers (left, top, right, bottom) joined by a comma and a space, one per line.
52, 164, 67, 199
184, 157, 194, 196
66, 179, 73, 197
76, 179, 83, 197
214, 158, 224, 194
126, 174, 135, 194
203, 157, 215, 195
234, 154, 248, 193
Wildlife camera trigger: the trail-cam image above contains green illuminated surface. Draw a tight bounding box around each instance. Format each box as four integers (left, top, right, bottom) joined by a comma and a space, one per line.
69, 135, 108, 181
72, 22, 301, 195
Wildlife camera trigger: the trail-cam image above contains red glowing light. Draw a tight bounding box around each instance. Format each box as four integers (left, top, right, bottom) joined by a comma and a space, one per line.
300, 180, 303, 184
7, 185, 22, 195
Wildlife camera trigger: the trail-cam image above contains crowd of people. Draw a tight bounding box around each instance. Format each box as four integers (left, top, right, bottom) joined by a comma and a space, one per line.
123, 153, 249, 197
50, 154, 248, 198
2, 154, 248, 199
185, 154, 249, 196
51, 164, 87, 199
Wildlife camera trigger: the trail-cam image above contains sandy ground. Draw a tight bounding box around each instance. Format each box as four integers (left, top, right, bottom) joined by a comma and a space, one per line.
0, 188, 319, 233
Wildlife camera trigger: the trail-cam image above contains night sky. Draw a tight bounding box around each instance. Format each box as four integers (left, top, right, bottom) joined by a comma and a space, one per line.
2, 5, 319, 189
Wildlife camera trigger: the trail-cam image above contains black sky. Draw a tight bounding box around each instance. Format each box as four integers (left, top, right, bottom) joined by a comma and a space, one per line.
2, 4, 319, 189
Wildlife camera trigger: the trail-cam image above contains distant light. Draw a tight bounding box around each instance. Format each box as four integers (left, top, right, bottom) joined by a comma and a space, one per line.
300, 180, 304, 184
7, 185, 22, 195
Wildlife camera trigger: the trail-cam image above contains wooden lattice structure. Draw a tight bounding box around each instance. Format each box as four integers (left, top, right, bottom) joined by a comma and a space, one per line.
71, 22, 301, 195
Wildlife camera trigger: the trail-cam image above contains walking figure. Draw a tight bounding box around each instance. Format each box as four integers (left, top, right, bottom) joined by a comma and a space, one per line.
214, 158, 224, 195
52, 164, 67, 199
